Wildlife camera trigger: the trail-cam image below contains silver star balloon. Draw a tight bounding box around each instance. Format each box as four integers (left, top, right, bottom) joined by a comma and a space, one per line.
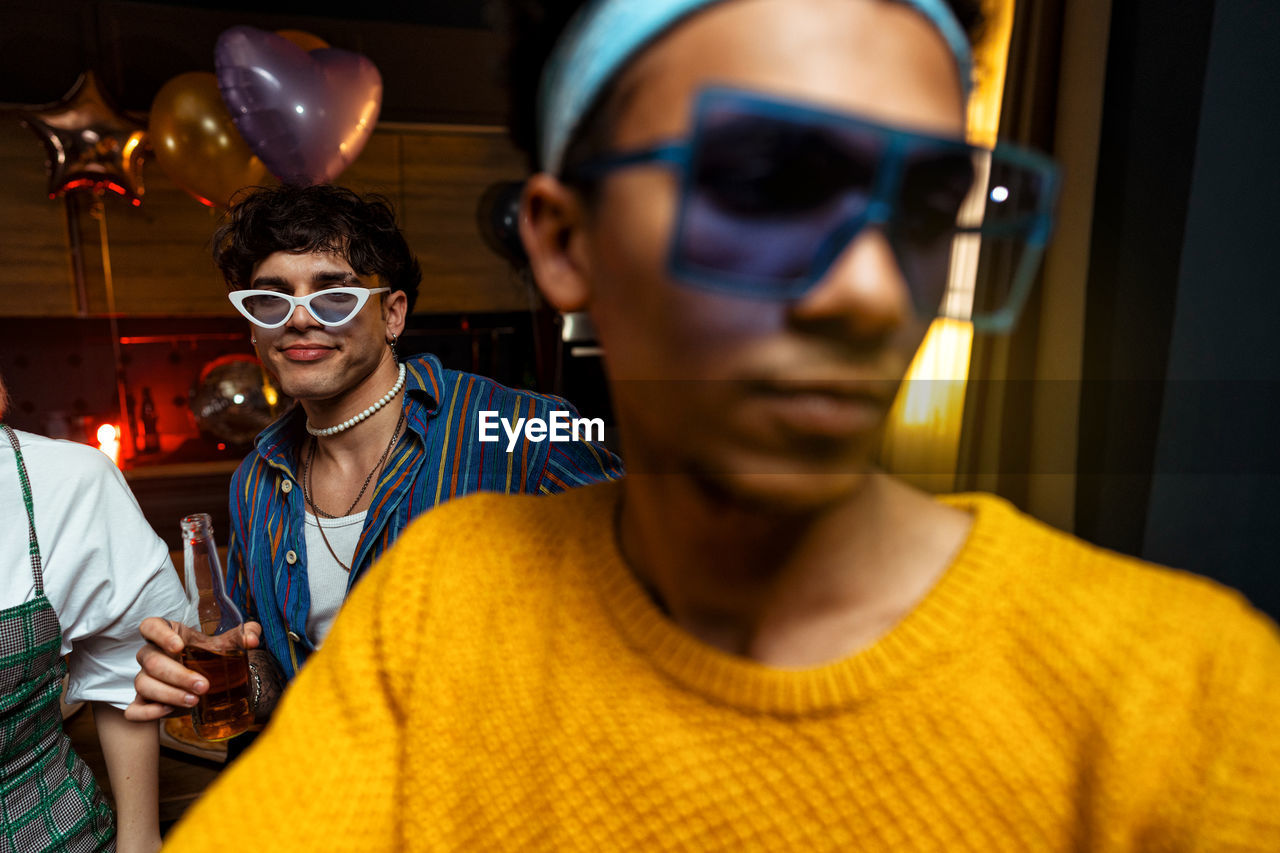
11, 70, 147, 205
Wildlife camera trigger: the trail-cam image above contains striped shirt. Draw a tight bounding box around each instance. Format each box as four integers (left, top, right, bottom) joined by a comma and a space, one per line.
225, 354, 623, 679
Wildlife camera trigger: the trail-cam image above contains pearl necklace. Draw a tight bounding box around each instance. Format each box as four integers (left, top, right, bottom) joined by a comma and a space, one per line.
306, 362, 407, 437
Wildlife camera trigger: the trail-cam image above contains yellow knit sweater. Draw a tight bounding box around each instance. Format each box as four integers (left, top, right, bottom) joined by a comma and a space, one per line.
165, 483, 1280, 851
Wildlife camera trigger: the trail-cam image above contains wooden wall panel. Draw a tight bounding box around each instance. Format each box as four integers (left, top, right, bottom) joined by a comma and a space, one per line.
87, 168, 230, 316
400, 128, 529, 313
339, 131, 404, 203
0, 121, 79, 315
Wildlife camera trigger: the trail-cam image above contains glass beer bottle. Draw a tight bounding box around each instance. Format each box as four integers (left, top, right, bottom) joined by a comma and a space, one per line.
179, 513, 252, 740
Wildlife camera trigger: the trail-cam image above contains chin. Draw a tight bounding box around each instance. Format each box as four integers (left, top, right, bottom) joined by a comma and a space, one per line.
274, 374, 338, 403
688, 452, 875, 516
267, 360, 335, 400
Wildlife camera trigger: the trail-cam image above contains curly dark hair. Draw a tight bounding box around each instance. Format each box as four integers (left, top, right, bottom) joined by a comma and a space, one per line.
496, 0, 988, 175
213, 185, 422, 314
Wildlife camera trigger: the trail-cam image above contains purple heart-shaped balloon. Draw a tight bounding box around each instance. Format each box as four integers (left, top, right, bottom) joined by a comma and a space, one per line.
215, 26, 382, 186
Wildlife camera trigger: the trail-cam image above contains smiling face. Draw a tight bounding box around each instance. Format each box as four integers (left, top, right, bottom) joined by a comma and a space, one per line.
245, 250, 406, 406
523, 0, 968, 510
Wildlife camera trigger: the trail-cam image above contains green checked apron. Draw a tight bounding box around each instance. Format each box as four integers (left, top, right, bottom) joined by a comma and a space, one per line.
1, 425, 114, 852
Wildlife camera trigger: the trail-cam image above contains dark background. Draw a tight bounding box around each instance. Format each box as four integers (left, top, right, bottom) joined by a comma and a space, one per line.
1077, 0, 1280, 617
0, 0, 508, 124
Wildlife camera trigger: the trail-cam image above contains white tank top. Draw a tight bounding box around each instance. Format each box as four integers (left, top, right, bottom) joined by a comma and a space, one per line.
302, 510, 366, 645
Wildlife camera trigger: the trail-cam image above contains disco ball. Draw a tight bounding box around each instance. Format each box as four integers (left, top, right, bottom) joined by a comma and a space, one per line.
190, 355, 290, 446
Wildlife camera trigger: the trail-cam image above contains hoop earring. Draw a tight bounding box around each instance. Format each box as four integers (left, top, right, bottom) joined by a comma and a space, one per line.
387, 331, 398, 362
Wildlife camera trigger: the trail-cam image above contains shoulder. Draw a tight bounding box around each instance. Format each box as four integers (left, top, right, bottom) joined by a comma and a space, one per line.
944, 490, 1269, 618
231, 413, 300, 491
4, 430, 171, 573
5, 428, 121, 485
377, 480, 619, 590
943, 491, 1280, 683
242, 404, 303, 466
340, 482, 617, 655
228, 449, 267, 514
4, 430, 138, 514
946, 495, 1280, 840
417, 354, 580, 417
399, 478, 615, 549
230, 442, 270, 487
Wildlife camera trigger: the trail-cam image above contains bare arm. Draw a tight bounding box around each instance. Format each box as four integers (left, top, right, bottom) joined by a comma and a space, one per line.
94, 703, 162, 853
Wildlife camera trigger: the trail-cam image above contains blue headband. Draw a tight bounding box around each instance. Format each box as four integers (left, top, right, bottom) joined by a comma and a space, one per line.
537, 0, 975, 175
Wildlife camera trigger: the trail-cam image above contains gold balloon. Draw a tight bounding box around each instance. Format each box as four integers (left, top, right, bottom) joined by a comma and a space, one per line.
275, 30, 330, 52
11, 71, 147, 205
149, 71, 272, 208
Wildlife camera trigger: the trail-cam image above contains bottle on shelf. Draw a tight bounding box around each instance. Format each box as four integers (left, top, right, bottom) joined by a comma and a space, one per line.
140, 387, 160, 454
124, 390, 138, 455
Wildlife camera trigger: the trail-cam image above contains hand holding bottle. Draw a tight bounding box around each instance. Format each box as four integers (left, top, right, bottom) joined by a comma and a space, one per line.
125, 514, 258, 738
126, 616, 262, 722
175, 513, 254, 739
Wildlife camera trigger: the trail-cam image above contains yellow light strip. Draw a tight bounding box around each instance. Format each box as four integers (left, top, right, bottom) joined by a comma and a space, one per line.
880, 0, 1015, 489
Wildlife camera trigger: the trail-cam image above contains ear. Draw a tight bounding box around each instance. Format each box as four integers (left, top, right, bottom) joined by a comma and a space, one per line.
381, 285, 408, 338
520, 173, 592, 313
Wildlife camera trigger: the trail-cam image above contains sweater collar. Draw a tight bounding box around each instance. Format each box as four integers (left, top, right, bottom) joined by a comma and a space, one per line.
584, 486, 1026, 715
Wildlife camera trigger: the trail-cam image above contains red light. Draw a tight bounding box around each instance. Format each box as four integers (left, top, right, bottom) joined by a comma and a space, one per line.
95, 423, 122, 467
216, 442, 226, 451
58, 179, 136, 203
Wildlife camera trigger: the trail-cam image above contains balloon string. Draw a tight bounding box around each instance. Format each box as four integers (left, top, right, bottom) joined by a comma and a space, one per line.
65, 196, 90, 316
92, 198, 133, 461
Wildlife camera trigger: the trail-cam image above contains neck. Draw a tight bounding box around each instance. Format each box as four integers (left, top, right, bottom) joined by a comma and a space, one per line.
301, 356, 403, 451
617, 470, 971, 667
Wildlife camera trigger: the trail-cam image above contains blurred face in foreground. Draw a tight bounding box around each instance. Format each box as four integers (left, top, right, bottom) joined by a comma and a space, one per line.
526, 0, 968, 511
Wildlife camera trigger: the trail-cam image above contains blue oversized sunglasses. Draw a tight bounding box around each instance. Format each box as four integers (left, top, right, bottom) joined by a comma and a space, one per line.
562, 87, 1060, 333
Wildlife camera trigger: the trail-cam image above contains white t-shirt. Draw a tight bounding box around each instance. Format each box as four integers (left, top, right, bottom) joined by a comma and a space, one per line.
0, 428, 194, 709
303, 510, 364, 645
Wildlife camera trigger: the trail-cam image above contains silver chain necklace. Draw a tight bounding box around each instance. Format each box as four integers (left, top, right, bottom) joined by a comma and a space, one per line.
303, 406, 405, 572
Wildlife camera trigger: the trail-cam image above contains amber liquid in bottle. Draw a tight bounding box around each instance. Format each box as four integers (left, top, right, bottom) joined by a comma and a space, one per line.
180, 513, 253, 741
182, 646, 252, 741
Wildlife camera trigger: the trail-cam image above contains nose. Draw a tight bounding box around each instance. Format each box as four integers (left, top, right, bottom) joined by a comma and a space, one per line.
285, 300, 321, 331
787, 227, 913, 342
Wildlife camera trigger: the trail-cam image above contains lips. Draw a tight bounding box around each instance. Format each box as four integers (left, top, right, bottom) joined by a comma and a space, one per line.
280, 342, 336, 362
744, 379, 894, 439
